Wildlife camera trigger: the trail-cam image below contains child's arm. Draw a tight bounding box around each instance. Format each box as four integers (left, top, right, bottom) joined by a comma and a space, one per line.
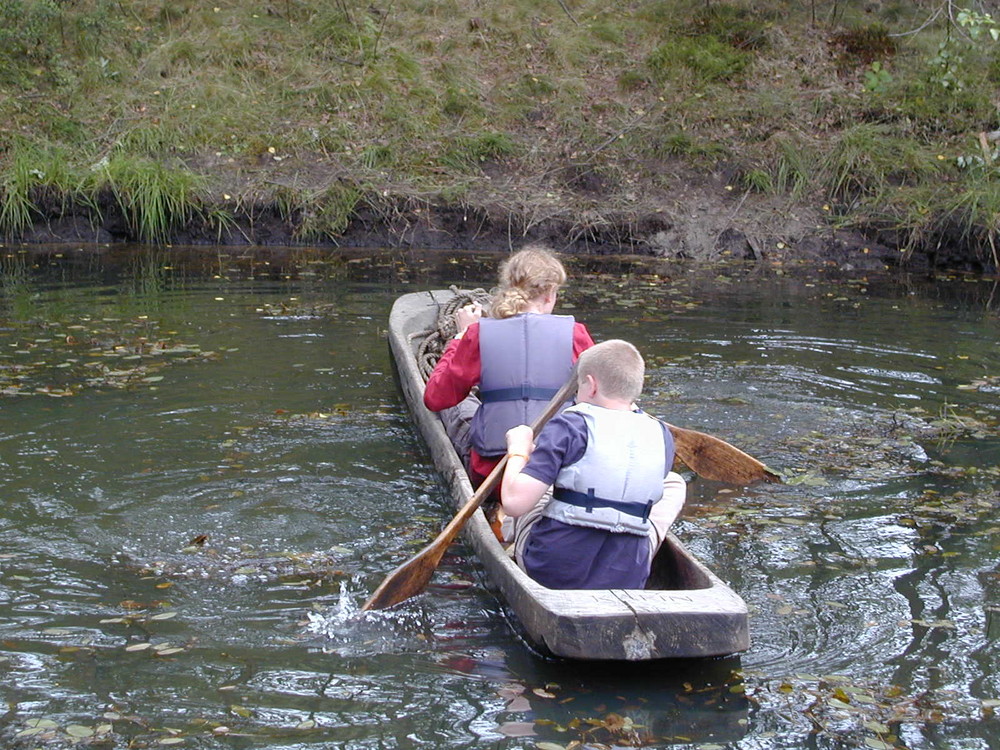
501, 425, 549, 517
423, 324, 481, 411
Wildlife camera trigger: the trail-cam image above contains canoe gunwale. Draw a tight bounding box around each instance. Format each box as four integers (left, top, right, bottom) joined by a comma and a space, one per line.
388, 290, 749, 660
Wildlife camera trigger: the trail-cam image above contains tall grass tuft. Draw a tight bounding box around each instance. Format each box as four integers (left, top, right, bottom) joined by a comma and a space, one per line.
647, 36, 751, 84
0, 140, 79, 238
943, 178, 1000, 265
822, 124, 939, 202
741, 168, 773, 193
772, 136, 816, 198
0, 152, 43, 238
297, 182, 363, 240
857, 185, 941, 253
93, 156, 205, 244
438, 132, 517, 172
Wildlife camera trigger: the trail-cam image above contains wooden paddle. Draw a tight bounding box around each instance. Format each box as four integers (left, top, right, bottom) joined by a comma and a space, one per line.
362, 371, 581, 611
665, 422, 781, 484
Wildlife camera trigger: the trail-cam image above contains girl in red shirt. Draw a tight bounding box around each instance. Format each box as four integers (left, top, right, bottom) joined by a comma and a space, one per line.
423, 245, 594, 488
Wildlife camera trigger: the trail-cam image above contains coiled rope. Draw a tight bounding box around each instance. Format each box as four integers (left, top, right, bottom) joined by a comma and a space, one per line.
415, 286, 492, 382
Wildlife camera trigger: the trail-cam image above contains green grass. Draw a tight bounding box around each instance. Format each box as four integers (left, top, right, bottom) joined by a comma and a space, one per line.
0, 139, 81, 237
0, 0, 998, 263
297, 182, 363, 241
943, 178, 1000, 264
93, 155, 205, 244
438, 132, 518, 172
646, 35, 751, 84
821, 124, 941, 202
772, 136, 816, 199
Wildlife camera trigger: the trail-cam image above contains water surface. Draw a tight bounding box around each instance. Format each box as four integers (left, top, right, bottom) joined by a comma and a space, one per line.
0, 246, 997, 749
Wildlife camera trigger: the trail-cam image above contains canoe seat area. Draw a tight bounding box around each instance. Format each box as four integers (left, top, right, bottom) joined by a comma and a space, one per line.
646, 542, 712, 590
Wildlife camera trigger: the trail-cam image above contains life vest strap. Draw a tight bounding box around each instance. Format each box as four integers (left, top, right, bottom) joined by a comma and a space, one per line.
479, 385, 560, 403
552, 487, 654, 521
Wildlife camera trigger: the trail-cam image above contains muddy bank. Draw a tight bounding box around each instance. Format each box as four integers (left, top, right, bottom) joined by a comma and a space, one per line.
13, 186, 996, 276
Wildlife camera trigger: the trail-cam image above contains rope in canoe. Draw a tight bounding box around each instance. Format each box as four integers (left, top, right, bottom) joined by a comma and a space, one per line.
414, 286, 492, 382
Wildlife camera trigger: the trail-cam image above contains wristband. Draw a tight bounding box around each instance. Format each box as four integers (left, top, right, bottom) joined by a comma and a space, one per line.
508, 453, 530, 462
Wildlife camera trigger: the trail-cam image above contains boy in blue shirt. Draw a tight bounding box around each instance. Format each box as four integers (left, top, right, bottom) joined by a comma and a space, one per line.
500, 339, 686, 589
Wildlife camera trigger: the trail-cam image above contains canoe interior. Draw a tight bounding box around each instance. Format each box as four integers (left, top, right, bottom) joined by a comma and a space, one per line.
647, 541, 712, 590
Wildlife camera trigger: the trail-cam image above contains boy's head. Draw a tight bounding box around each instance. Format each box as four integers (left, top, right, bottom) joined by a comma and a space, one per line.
577, 339, 645, 403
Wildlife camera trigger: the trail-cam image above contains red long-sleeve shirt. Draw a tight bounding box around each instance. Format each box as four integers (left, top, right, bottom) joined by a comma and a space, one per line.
423, 320, 595, 478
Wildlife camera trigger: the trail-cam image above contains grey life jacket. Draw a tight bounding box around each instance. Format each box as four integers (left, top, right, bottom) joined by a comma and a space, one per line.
544, 402, 674, 536
470, 313, 575, 456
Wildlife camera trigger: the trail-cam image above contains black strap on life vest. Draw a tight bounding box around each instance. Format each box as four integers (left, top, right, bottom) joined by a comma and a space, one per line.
552, 487, 654, 521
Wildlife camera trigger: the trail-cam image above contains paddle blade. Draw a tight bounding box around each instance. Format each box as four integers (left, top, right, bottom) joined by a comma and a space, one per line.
362, 366, 580, 611
362, 543, 447, 611
668, 424, 780, 485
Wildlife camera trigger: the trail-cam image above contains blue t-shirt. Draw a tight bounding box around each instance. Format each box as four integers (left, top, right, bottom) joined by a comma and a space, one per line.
518, 410, 662, 590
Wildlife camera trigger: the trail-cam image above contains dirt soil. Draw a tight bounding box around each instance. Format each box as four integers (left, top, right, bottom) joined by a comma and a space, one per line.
17, 155, 925, 274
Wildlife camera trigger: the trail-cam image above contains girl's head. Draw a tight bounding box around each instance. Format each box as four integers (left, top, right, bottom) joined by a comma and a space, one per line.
490, 244, 568, 319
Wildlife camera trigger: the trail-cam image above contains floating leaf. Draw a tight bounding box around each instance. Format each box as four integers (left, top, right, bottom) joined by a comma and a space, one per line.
296, 719, 316, 729
864, 720, 890, 733
65, 724, 95, 738
498, 721, 535, 737
506, 696, 531, 712
864, 739, 892, 750
125, 642, 152, 651
535, 743, 566, 750
150, 611, 178, 621
25, 719, 59, 730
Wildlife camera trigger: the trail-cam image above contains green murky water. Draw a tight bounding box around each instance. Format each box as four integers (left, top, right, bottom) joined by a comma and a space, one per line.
0, 246, 997, 749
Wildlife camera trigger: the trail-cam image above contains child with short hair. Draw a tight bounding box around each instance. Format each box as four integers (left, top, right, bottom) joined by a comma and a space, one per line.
501, 339, 686, 590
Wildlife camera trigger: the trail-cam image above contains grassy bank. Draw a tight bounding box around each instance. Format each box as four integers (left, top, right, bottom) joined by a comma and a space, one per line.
2, 0, 1000, 269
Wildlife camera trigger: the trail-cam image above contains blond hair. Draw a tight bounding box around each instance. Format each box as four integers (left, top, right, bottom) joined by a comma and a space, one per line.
577, 339, 645, 402
489, 244, 568, 319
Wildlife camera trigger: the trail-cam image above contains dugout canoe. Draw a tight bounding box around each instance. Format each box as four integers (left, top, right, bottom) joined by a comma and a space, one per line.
387, 289, 750, 660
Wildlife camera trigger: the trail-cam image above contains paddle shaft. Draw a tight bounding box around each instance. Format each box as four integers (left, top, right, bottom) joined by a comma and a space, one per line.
362, 369, 580, 611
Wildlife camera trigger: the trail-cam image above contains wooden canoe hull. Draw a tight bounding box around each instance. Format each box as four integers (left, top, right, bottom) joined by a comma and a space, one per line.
388, 290, 750, 660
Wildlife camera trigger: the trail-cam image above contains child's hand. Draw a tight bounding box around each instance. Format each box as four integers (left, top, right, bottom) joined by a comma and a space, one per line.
455, 303, 482, 335
505, 425, 534, 457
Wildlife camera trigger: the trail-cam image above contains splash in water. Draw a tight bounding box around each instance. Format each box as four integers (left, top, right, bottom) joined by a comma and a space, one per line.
305, 579, 438, 655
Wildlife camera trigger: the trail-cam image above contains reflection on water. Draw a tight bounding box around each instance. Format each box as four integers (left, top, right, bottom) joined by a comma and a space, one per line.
0, 245, 997, 748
